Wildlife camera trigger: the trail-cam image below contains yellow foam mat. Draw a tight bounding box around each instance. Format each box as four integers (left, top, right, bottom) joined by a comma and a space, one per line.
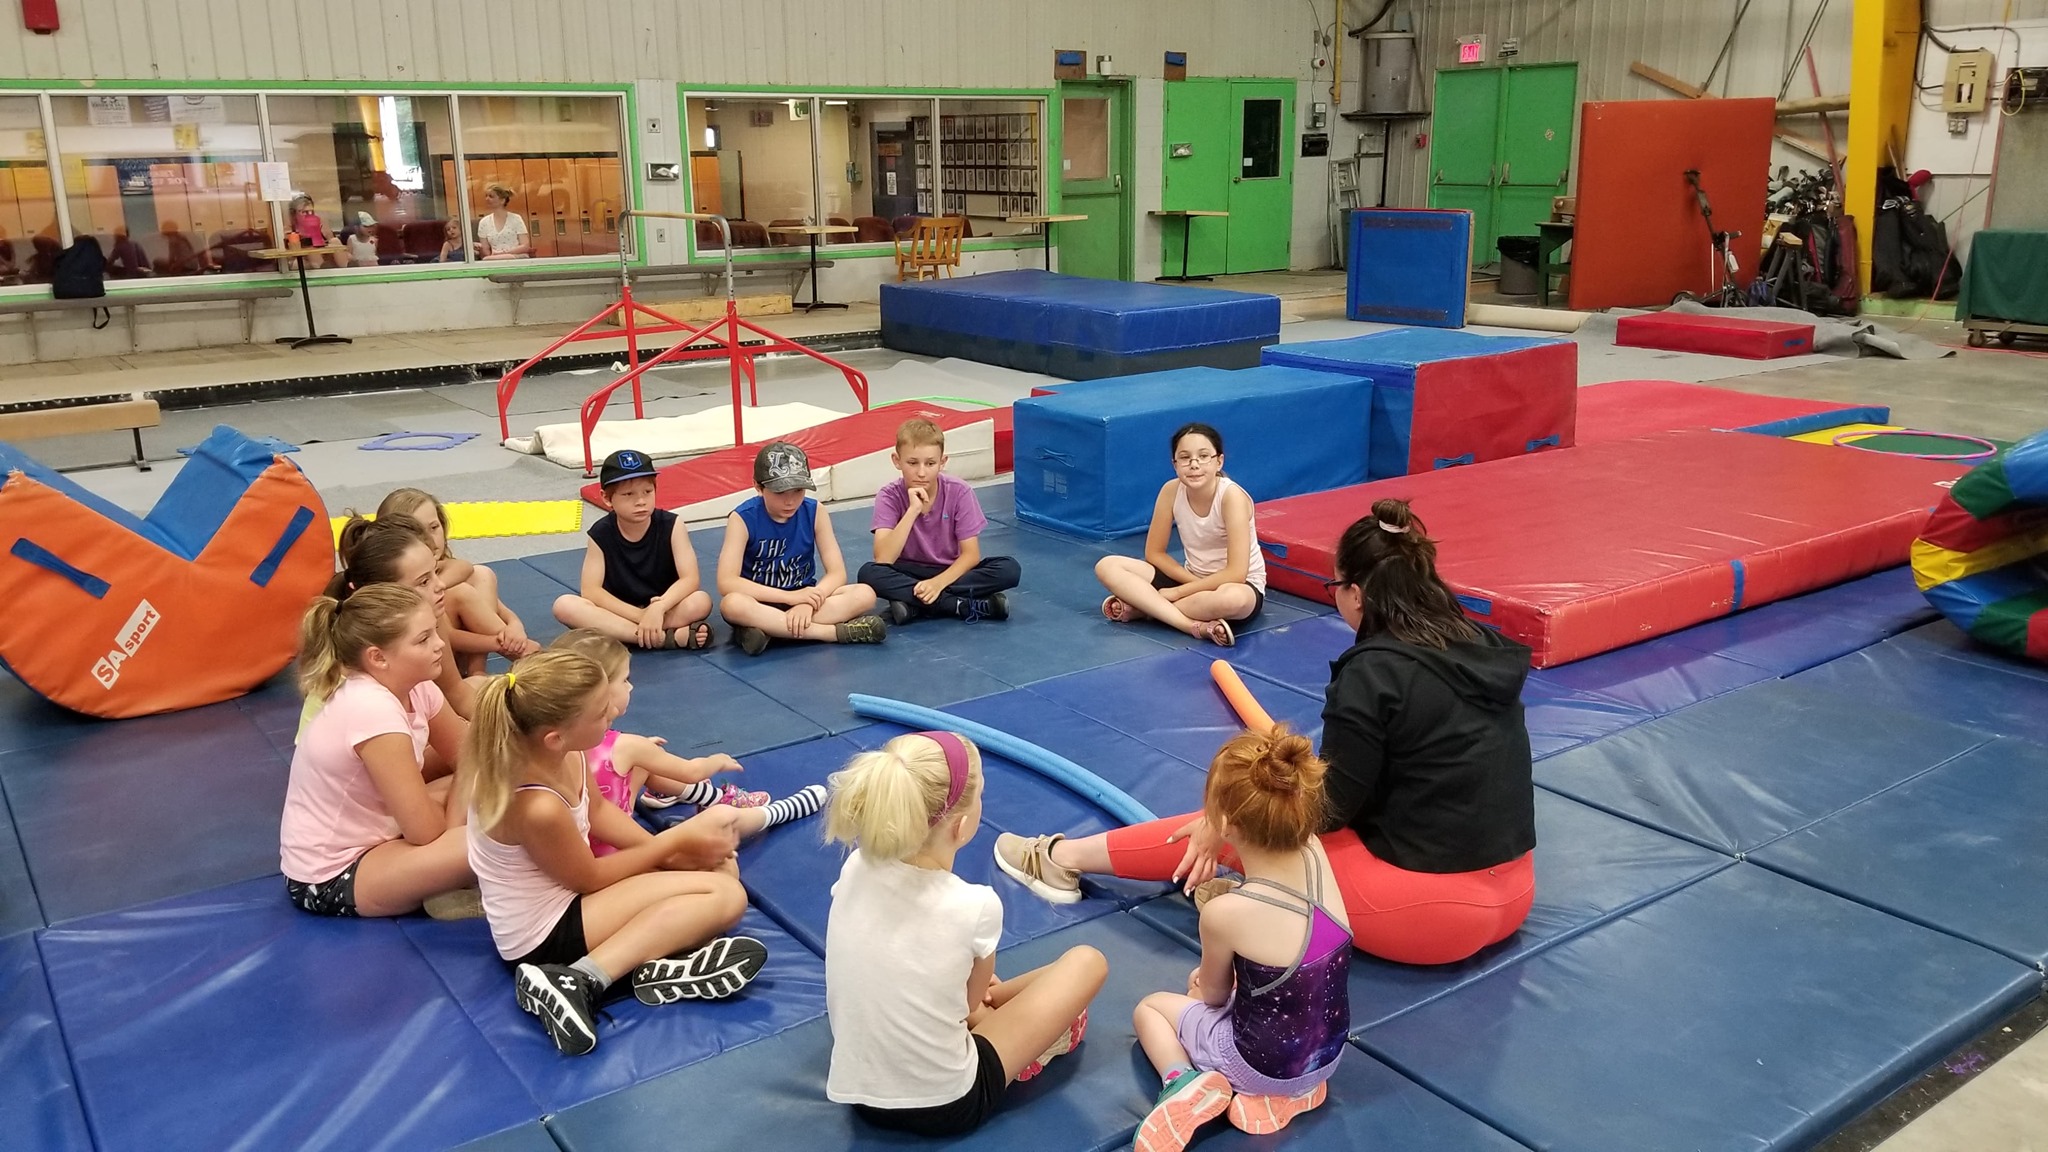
1790, 422, 1903, 445
331, 500, 584, 545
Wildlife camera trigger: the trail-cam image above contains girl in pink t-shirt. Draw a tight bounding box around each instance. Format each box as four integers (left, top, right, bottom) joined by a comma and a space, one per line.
281, 583, 473, 918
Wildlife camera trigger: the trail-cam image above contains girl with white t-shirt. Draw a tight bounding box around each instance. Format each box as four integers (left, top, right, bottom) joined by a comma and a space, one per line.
280, 583, 473, 918
822, 732, 1107, 1138
475, 183, 532, 260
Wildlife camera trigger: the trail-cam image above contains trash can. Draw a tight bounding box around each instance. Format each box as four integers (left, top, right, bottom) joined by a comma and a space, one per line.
1496, 235, 1540, 296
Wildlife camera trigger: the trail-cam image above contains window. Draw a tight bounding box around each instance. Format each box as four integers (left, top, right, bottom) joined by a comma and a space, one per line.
0, 96, 58, 285
267, 94, 455, 266
822, 98, 929, 244
686, 97, 815, 250
1241, 99, 1282, 180
1062, 97, 1110, 182
936, 99, 1041, 237
49, 93, 268, 279
457, 94, 627, 260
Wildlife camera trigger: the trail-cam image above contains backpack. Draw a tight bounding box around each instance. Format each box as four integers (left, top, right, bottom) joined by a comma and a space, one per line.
50, 235, 111, 329
1870, 168, 1960, 299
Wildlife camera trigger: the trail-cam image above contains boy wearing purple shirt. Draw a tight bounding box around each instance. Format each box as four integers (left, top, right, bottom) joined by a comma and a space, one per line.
858, 419, 1021, 624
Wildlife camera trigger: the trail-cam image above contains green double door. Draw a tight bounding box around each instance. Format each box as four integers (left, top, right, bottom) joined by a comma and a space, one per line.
1428, 62, 1577, 265
1162, 78, 1295, 276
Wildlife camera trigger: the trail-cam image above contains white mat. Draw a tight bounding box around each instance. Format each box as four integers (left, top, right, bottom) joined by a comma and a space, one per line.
505, 402, 849, 469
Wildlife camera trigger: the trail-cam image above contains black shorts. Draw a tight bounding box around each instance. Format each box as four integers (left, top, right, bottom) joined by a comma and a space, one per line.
853, 1034, 1006, 1138
285, 849, 370, 917
1151, 568, 1265, 622
509, 897, 587, 970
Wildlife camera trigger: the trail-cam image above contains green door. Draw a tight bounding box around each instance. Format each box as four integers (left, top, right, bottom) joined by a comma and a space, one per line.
1428, 68, 1503, 263
1057, 81, 1132, 280
1224, 80, 1294, 273
1162, 79, 1231, 278
1494, 63, 1578, 249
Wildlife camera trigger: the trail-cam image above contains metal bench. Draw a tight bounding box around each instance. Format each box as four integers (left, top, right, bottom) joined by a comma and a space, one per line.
0, 286, 295, 359
0, 397, 161, 471
487, 260, 827, 323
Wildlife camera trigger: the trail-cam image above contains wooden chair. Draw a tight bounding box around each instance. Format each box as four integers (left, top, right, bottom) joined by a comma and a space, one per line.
893, 216, 965, 281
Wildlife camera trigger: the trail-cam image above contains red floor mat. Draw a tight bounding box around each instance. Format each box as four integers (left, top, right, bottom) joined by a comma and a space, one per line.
1575, 380, 1889, 445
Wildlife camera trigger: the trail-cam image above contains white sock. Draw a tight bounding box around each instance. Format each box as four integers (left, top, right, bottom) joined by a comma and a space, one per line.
569, 955, 612, 991
757, 784, 828, 829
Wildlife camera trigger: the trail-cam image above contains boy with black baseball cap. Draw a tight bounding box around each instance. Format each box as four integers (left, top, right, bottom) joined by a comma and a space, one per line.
715, 441, 887, 656
552, 449, 716, 649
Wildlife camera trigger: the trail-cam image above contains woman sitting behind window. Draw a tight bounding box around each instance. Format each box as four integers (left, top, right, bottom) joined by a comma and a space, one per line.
476, 183, 532, 260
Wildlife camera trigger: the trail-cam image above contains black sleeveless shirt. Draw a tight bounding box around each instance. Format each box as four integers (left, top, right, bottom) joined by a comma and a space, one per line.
588, 509, 681, 607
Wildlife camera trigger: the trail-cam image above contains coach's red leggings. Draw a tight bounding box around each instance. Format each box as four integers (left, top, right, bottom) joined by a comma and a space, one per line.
1105, 814, 1535, 966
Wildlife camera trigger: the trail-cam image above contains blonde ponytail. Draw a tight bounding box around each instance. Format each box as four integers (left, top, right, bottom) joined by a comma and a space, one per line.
825, 732, 983, 862
465, 649, 609, 831
296, 584, 427, 700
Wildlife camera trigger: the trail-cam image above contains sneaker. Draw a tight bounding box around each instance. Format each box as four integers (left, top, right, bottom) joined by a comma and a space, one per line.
835, 615, 888, 644
424, 886, 485, 921
734, 625, 770, 657
708, 782, 771, 810
1227, 1080, 1328, 1134
637, 788, 683, 810
957, 591, 1009, 622
1016, 1009, 1088, 1082
885, 599, 913, 626
993, 832, 1083, 904
632, 935, 769, 1005
515, 963, 601, 1056
1135, 1069, 1233, 1152
1191, 877, 1241, 911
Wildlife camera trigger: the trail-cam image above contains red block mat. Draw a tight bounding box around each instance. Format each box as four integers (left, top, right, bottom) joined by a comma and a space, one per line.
1616, 312, 1815, 359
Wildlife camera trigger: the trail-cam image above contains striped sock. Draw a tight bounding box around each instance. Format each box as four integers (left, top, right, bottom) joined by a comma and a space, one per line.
757, 784, 828, 829
668, 780, 720, 806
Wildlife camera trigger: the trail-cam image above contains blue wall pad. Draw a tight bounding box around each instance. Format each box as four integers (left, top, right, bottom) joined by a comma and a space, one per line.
1793, 637, 2048, 746
1, 702, 290, 923
1753, 737, 2048, 968
1131, 789, 1732, 1032
39, 877, 539, 1152
0, 779, 43, 937
880, 269, 1282, 380
1358, 864, 2040, 1152
1012, 365, 1373, 540
399, 907, 828, 1115
1525, 633, 1775, 717
0, 933, 93, 1151
1536, 678, 1992, 855
1027, 648, 1329, 772
547, 911, 1216, 1152
1347, 209, 1473, 327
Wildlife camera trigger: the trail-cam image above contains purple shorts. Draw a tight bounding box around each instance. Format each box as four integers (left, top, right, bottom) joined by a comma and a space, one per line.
1176, 999, 1340, 1098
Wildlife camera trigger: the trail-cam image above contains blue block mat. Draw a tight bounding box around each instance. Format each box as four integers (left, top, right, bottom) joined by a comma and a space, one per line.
1346, 209, 1473, 328
1793, 635, 2048, 746
1360, 864, 2041, 1152
1753, 736, 2048, 967
1536, 678, 1992, 854
40, 877, 538, 1152
0, 932, 92, 1151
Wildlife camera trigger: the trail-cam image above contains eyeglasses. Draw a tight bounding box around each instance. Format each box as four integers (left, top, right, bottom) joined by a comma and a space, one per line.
1173, 452, 1219, 466
1322, 577, 1352, 591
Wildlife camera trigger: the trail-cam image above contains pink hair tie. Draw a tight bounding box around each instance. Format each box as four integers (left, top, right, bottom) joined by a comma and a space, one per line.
920, 731, 970, 824
1378, 521, 1409, 534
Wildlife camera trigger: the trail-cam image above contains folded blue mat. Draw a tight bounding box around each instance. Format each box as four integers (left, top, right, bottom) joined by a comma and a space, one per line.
881, 269, 1281, 354
1131, 789, 1731, 1031
0, 933, 92, 1151
1753, 736, 2048, 967
1792, 637, 2048, 746
1359, 864, 2040, 1152
1027, 648, 1328, 770
39, 877, 539, 1152
400, 907, 828, 1115
518, 547, 586, 592
1536, 677, 1992, 854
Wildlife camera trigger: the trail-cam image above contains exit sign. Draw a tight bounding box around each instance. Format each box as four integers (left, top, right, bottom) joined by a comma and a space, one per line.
1457, 36, 1486, 64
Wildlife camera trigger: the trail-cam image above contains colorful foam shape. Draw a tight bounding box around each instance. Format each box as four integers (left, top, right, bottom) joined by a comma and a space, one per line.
1261, 328, 1575, 480
880, 268, 1282, 380
1358, 865, 2039, 1152
0, 933, 93, 1152
359, 430, 479, 451
1574, 379, 1888, 445
1256, 430, 1968, 666
1911, 428, 2048, 661
0, 425, 333, 718
38, 877, 542, 1152
1615, 310, 1815, 359
1012, 365, 1373, 539
1346, 208, 1473, 327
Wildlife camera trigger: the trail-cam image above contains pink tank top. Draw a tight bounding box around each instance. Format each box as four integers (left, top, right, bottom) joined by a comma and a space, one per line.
588, 730, 631, 858
468, 767, 588, 960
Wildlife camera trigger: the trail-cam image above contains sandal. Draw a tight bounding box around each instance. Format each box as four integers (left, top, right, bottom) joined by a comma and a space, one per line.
1101, 596, 1132, 624
1202, 619, 1236, 648
672, 622, 714, 651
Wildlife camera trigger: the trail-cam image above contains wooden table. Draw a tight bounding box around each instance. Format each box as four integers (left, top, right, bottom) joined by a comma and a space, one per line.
1149, 210, 1229, 282
1534, 220, 1574, 309
251, 245, 352, 348
765, 224, 859, 311
1006, 214, 1089, 270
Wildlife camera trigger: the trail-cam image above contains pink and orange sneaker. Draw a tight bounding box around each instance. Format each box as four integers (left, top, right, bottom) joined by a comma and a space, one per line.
1227, 1080, 1328, 1134
1016, 1009, 1088, 1081
1134, 1069, 1232, 1152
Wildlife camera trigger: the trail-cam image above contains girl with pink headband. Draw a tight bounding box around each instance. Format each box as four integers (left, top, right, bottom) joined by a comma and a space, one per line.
821, 731, 1108, 1137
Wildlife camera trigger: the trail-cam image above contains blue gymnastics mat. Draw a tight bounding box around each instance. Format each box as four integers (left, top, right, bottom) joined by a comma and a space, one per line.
881, 269, 1282, 380
1536, 677, 1993, 855
1792, 632, 2048, 745
1132, 789, 1731, 1032
1346, 208, 1472, 327
1025, 648, 1329, 770
0, 778, 43, 938
1752, 736, 2048, 967
1359, 864, 2042, 1152
38, 877, 540, 1152
0, 932, 92, 1151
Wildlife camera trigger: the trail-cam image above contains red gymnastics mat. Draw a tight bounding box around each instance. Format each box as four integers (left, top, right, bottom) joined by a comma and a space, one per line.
1575, 380, 1890, 445
1257, 430, 1968, 666
1616, 312, 1815, 359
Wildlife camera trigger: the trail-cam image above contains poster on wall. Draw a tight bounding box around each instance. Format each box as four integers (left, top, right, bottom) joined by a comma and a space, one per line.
86, 95, 131, 127
169, 95, 227, 124
257, 161, 293, 201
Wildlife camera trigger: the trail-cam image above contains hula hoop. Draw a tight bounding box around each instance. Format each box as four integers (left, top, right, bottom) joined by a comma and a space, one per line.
1829, 428, 1998, 462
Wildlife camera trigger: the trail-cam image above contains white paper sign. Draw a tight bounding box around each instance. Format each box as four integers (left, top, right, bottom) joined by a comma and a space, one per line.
86, 95, 130, 127
257, 161, 293, 201
169, 95, 227, 124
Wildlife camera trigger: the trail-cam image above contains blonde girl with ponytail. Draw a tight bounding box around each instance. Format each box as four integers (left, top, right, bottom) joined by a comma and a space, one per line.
821, 732, 1107, 1138
279, 583, 474, 920
464, 649, 771, 1058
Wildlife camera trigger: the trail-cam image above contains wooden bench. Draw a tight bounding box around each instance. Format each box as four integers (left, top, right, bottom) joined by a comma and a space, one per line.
487, 260, 827, 324
0, 398, 160, 471
0, 286, 295, 359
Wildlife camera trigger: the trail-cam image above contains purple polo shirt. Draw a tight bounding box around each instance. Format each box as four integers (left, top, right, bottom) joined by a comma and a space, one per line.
872, 473, 988, 567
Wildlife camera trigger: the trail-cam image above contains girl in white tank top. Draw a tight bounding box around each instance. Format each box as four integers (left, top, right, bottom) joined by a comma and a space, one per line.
1095, 422, 1267, 648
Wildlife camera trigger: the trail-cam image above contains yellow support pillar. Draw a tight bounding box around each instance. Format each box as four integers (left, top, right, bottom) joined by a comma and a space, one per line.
1846, 0, 1921, 293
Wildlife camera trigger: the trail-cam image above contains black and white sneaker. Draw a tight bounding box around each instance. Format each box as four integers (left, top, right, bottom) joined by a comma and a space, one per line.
515, 963, 601, 1056
885, 598, 914, 626
632, 935, 769, 1005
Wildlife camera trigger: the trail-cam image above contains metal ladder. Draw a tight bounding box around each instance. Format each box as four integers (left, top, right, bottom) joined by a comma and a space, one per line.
1330, 154, 1365, 268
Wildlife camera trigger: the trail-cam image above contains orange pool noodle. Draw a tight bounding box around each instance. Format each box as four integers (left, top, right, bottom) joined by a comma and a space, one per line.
1210, 660, 1275, 733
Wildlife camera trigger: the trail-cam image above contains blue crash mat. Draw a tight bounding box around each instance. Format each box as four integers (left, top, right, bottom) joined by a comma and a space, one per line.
1, 702, 291, 923
881, 269, 1281, 354
1793, 636, 2048, 746
1132, 789, 1732, 1031
1346, 209, 1473, 328
1536, 677, 1992, 854
400, 907, 827, 1114
1027, 648, 1328, 769
1753, 736, 2048, 967
0, 933, 92, 1151
1359, 864, 2039, 1152
547, 911, 1213, 1152
39, 877, 539, 1152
